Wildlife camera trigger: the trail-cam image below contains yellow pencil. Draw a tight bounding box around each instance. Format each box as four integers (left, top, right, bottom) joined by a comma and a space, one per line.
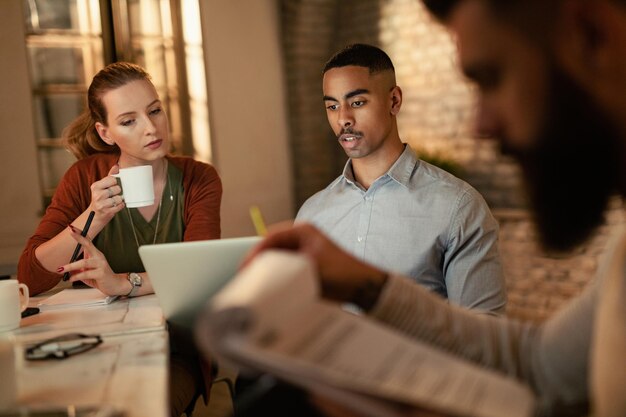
249, 205, 267, 237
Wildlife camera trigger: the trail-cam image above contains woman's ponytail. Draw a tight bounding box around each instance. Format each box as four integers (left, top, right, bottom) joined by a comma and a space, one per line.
63, 109, 118, 160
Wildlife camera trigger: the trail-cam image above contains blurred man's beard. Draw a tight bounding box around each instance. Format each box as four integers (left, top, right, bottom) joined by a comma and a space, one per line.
505, 67, 621, 252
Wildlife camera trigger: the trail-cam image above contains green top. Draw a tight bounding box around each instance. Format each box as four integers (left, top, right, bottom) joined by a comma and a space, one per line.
94, 162, 184, 273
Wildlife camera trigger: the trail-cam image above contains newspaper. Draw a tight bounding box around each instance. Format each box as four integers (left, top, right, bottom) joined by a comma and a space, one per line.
195, 251, 535, 417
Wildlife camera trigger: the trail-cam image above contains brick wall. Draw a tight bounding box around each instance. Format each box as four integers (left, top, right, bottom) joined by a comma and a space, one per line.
279, 0, 625, 321
495, 201, 625, 322
281, 0, 341, 207
377, 0, 528, 208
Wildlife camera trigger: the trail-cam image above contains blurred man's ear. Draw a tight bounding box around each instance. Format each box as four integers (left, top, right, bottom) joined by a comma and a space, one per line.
555, 0, 624, 99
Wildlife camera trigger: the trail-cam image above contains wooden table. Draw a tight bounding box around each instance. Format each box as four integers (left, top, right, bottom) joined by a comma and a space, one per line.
8, 292, 168, 417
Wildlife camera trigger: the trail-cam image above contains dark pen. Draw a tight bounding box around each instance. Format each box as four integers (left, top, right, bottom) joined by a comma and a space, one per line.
62, 210, 95, 281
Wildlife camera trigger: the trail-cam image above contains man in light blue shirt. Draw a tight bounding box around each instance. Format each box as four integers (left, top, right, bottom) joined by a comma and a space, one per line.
296, 43, 505, 313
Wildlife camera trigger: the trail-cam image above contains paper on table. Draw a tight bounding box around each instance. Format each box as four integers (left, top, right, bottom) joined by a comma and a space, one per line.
196, 251, 536, 417
37, 288, 120, 311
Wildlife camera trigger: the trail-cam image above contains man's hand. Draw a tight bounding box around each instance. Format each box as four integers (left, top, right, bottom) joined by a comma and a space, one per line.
243, 223, 388, 311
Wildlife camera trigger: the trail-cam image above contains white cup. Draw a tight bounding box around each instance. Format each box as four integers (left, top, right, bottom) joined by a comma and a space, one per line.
114, 165, 155, 208
0, 336, 16, 407
0, 280, 29, 332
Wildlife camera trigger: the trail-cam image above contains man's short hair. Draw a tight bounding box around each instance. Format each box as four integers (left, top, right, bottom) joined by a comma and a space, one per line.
323, 43, 395, 75
423, 0, 626, 20
422, 0, 536, 20
422, 0, 559, 43
421, 0, 461, 21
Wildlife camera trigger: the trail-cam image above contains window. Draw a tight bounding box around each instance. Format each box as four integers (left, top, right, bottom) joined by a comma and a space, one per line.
23, 0, 209, 208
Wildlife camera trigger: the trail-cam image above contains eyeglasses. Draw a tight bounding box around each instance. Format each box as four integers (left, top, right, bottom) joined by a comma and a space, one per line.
25, 333, 102, 361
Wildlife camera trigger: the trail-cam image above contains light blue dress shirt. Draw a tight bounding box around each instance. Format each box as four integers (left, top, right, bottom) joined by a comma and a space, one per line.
296, 146, 506, 313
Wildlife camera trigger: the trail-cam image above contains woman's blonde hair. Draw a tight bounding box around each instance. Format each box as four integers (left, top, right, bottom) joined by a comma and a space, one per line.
63, 62, 152, 159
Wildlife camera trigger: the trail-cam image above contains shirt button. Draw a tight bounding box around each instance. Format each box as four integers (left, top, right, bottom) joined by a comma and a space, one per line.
357, 236, 363, 242
365, 196, 372, 201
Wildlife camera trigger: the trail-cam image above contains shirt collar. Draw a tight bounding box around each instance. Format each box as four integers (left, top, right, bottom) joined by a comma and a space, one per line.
386, 145, 418, 187
334, 144, 418, 189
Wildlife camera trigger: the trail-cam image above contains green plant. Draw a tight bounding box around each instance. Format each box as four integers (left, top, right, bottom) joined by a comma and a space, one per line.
413, 146, 464, 178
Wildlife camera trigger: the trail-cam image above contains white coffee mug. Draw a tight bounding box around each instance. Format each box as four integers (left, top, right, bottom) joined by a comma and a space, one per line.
114, 165, 155, 208
0, 280, 29, 332
0, 336, 16, 407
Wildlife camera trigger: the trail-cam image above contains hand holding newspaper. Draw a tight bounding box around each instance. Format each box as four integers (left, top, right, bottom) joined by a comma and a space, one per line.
195, 251, 535, 417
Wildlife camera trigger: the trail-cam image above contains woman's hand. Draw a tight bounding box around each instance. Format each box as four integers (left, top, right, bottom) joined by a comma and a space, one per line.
89, 164, 125, 221
59, 225, 130, 296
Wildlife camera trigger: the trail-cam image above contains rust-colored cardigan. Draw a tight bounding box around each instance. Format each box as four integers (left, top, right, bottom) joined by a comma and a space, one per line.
17, 153, 222, 296
18, 152, 222, 405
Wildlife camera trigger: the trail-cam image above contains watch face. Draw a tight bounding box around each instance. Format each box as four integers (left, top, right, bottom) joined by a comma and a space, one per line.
130, 273, 142, 286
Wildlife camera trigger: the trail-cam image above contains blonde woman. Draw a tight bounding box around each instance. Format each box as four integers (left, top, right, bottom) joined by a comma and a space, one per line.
18, 62, 221, 416
19, 62, 221, 297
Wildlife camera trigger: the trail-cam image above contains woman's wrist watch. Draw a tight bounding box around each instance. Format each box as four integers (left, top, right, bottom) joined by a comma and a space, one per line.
126, 272, 143, 297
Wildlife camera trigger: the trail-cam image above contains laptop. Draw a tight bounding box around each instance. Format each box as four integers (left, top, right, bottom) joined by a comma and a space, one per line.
138, 236, 262, 329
